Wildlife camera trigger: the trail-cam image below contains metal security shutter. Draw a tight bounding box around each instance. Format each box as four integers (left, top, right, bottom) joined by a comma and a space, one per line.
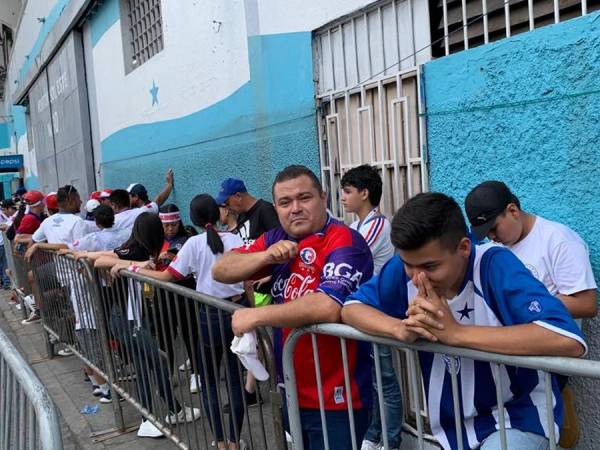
26, 31, 96, 196
313, 0, 431, 221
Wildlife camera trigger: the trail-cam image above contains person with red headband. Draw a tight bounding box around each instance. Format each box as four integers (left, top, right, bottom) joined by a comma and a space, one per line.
15, 191, 46, 237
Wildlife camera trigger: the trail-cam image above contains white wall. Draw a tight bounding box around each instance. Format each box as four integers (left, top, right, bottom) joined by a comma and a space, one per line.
0, 0, 22, 29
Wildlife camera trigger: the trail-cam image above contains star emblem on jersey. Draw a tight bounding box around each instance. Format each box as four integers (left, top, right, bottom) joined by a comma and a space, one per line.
299, 247, 316, 265
457, 303, 474, 320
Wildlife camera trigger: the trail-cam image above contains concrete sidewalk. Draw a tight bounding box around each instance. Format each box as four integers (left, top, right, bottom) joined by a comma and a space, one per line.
0, 291, 177, 450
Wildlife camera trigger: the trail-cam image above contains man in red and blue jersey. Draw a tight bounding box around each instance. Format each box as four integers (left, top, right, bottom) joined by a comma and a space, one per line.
213, 165, 374, 450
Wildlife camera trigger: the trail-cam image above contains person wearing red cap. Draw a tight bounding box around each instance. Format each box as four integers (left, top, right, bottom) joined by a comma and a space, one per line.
16, 191, 46, 236
45, 192, 59, 215
99, 189, 113, 206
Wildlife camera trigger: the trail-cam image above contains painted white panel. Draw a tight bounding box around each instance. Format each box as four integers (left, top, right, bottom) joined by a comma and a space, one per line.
257, 0, 377, 35
93, 0, 250, 141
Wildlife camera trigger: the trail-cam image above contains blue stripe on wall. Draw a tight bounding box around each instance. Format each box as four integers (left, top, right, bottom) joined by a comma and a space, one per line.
0, 123, 9, 149
16, 0, 71, 85
100, 32, 319, 223
423, 11, 600, 277
90, 0, 119, 47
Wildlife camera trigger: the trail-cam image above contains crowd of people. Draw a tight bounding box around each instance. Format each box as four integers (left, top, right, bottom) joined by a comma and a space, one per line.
0, 164, 596, 450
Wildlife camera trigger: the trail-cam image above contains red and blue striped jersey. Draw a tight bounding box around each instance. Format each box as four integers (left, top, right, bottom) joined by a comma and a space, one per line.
236, 216, 374, 410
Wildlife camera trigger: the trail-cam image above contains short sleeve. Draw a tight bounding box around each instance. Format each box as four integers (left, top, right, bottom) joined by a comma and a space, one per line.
551, 240, 597, 295
481, 247, 587, 353
31, 222, 46, 242
168, 238, 197, 280
344, 256, 409, 318
317, 244, 374, 306
260, 203, 280, 231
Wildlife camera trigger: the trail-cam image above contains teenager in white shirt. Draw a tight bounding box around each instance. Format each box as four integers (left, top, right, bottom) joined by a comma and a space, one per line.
127, 168, 175, 214
465, 181, 597, 319
341, 165, 401, 450
110, 194, 247, 450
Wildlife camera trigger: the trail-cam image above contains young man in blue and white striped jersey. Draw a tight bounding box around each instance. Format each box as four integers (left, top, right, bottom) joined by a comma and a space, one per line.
342, 192, 586, 450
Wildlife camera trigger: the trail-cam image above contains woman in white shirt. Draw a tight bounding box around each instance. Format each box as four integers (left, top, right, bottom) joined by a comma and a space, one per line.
111, 194, 247, 450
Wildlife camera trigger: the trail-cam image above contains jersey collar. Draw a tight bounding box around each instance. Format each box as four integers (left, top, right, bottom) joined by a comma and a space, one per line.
456, 243, 476, 296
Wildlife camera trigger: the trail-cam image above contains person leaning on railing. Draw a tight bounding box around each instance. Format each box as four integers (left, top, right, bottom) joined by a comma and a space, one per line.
212, 165, 375, 450
341, 192, 586, 450
110, 194, 248, 450
91, 212, 201, 439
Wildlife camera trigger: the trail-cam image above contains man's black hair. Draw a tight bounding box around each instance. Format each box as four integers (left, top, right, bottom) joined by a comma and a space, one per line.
109, 189, 131, 209
391, 192, 468, 251
341, 164, 383, 206
93, 204, 115, 229
56, 185, 79, 205
272, 165, 323, 198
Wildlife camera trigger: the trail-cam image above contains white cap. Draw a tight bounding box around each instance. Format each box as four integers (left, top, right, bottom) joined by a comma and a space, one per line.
85, 199, 100, 214
230, 332, 269, 381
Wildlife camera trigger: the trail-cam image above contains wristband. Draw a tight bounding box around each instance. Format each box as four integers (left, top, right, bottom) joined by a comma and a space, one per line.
128, 264, 140, 273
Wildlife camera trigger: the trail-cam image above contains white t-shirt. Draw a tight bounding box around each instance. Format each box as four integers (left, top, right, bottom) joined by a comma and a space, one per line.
0, 211, 11, 245
113, 202, 158, 231
508, 216, 597, 297
350, 209, 394, 274
168, 232, 244, 298
69, 227, 131, 252
32, 213, 87, 245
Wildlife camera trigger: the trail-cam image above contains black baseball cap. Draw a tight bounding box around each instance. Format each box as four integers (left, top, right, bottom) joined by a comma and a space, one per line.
465, 181, 517, 240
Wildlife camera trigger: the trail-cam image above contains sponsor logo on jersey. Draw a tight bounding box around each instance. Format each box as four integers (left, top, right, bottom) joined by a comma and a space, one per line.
528, 300, 542, 313
272, 273, 317, 301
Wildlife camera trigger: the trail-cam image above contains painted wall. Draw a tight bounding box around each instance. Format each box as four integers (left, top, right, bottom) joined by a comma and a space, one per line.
85, 0, 381, 221
0, 0, 21, 29
423, 11, 600, 449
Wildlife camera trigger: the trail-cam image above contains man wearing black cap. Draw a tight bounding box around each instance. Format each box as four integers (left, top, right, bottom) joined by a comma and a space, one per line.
127, 168, 174, 213
465, 181, 597, 320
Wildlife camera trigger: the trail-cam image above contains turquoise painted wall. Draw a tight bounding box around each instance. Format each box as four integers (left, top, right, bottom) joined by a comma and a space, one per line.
423, 14, 600, 447
424, 11, 600, 277
0, 123, 9, 149
100, 32, 319, 222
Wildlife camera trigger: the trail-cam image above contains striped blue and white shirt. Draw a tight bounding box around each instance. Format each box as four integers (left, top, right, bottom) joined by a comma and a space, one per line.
345, 243, 586, 450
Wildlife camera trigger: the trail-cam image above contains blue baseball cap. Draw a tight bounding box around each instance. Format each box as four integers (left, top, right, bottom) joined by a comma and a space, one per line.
216, 178, 247, 205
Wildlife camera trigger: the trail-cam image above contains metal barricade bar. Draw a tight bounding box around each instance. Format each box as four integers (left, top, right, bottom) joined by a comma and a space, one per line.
283, 323, 600, 450
0, 323, 63, 450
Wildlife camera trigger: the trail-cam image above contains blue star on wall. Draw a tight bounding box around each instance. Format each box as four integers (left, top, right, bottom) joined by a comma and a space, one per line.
150, 81, 159, 106
457, 303, 475, 320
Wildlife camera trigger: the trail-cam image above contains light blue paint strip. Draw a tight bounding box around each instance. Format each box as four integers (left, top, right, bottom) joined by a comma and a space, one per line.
0, 123, 9, 149
90, 0, 119, 47
16, 0, 71, 85
10, 105, 27, 140
100, 32, 316, 163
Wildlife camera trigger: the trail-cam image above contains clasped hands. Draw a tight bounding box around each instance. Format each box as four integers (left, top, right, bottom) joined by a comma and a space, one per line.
394, 272, 459, 344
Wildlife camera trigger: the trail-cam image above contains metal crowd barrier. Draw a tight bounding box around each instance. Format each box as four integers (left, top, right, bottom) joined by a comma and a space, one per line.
0, 322, 63, 449
283, 323, 600, 450
29, 249, 286, 450
2, 232, 30, 319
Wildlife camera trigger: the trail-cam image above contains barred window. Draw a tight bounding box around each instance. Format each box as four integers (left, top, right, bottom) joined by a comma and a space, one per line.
120, 0, 164, 73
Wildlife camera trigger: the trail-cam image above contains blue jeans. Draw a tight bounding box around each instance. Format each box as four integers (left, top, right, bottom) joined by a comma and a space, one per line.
300, 408, 369, 450
363, 345, 403, 448
480, 429, 549, 450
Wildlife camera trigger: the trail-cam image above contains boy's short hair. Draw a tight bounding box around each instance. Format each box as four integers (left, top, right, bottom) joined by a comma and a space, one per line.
341, 165, 383, 206
56, 185, 79, 205
93, 205, 115, 228
108, 189, 131, 209
391, 192, 467, 251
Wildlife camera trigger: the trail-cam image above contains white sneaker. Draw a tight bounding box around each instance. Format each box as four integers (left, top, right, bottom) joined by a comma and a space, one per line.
137, 419, 164, 438
165, 406, 201, 424
190, 375, 201, 393
179, 359, 191, 372
57, 348, 73, 357
361, 440, 380, 450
